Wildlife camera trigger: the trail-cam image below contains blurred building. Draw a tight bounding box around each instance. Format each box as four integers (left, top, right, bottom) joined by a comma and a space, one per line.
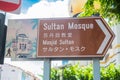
68, 0, 87, 17
0, 64, 40, 80
101, 24, 120, 67
67, 0, 120, 67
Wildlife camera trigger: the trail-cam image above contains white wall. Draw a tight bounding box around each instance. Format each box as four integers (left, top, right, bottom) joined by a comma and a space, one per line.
1, 64, 22, 80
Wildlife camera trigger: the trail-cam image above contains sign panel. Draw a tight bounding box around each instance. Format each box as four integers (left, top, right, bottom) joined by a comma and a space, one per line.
0, 0, 21, 13
37, 17, 115, 58
6, 19, 38, 59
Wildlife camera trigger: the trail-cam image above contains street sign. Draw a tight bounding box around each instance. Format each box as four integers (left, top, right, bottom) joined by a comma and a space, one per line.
0, 0, 21, 13
37, 17, 115, 58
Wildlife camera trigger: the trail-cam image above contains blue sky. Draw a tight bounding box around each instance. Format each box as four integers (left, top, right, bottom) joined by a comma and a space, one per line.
21, 0, 40, 13
8, 0, 69, 19
21, 0, 64, 13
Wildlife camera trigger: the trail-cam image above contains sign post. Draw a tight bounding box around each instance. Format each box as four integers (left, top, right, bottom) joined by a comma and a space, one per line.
7, 17, 115, 80
93, 58, 100, 80
43, 59, 51, 80
37, 17, 115, 80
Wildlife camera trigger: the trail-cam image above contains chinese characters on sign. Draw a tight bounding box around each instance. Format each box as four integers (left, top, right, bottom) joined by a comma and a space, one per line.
37, 17, 115, 58
37, 17, 114, 58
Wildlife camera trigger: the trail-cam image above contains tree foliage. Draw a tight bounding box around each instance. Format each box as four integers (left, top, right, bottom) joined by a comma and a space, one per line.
78, 0, 120, 26
51, 63, 120, 80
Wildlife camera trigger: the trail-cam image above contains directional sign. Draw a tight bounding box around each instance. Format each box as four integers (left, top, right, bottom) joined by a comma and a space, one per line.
0, 0, 21, 12
37, 17, 115, 58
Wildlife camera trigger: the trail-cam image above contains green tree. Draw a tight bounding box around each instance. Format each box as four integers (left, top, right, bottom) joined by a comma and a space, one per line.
78, 0, 120, 26
50, 63, 120, 80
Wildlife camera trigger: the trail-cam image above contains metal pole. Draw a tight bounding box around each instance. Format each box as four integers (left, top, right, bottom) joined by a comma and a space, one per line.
0, 65, 2, 80
0, 12, 6, 80
43, 59, 51, 80
93, 58, 100, 80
